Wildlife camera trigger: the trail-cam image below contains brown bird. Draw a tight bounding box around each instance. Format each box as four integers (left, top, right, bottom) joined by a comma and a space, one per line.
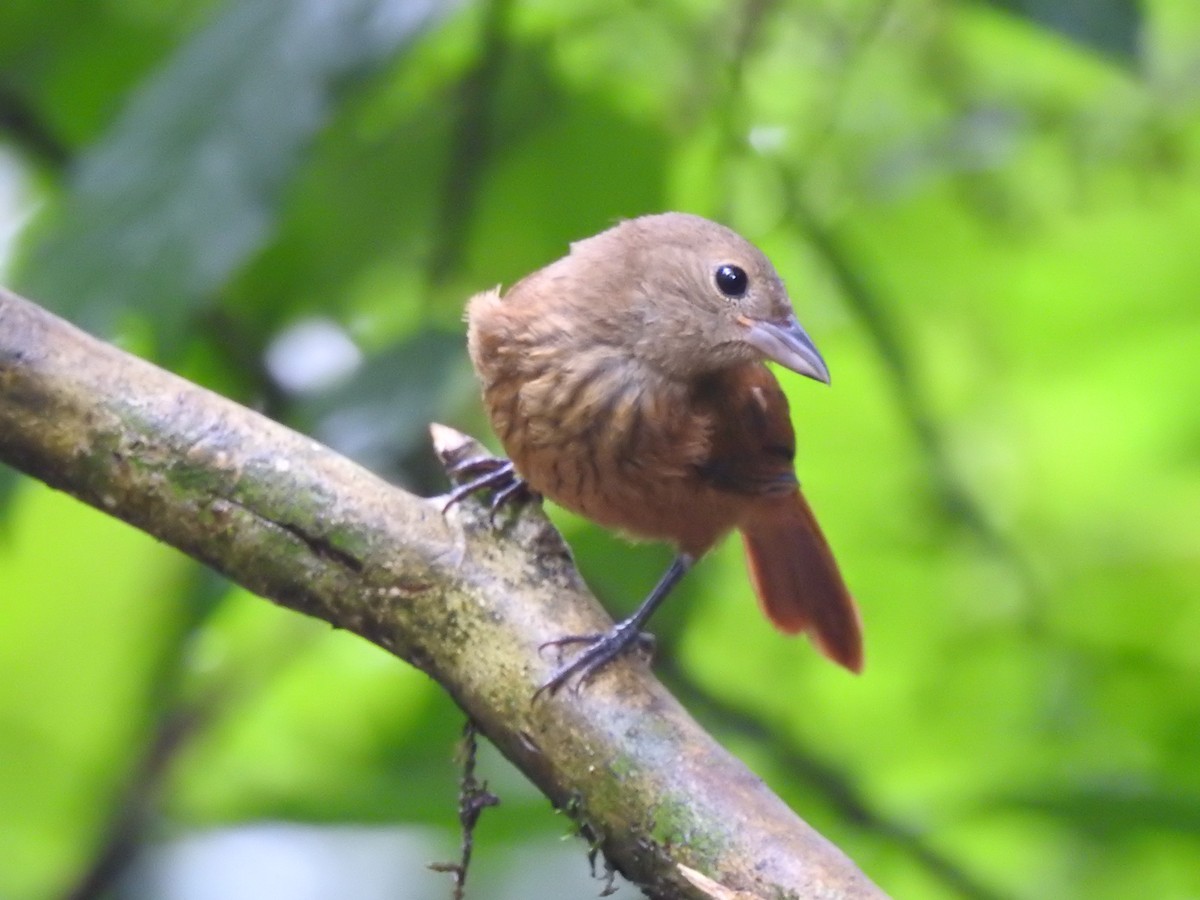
452, 212, 862, 692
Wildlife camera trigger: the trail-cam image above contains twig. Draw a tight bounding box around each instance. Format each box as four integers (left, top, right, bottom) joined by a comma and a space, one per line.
430, 720, 501, 900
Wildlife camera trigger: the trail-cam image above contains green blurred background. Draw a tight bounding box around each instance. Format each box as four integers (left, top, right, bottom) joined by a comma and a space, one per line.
1, 1, 1197, 898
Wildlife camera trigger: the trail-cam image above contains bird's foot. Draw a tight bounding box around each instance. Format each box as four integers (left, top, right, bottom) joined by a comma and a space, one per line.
442, 455, 537, 520
534, 623, 656, 698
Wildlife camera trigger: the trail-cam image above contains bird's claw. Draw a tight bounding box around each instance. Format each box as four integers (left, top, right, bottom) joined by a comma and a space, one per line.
442, 456, 536, 520
533, 626, 656, 699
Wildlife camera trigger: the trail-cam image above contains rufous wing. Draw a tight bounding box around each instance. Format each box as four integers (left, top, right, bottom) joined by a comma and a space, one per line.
740, 490, 863, 673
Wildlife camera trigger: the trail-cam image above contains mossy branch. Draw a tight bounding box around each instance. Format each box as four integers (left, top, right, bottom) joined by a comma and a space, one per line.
0, 287, 884, 900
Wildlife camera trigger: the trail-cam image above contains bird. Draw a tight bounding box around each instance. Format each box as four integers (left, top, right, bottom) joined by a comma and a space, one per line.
450, 211, 862, 693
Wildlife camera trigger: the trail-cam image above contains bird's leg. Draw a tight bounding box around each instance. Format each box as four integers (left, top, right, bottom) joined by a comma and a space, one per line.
442, 455, 537, 518
536, 554, 695, 697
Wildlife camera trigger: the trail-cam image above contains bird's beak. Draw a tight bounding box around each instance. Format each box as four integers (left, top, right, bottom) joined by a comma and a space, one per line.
739, 314, 831, 384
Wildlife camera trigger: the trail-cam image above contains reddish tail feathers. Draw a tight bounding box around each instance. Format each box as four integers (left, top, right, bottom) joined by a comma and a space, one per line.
740, 491, 863, 673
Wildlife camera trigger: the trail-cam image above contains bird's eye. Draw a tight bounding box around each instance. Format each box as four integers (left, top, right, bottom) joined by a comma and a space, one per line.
714, 264, 748, 298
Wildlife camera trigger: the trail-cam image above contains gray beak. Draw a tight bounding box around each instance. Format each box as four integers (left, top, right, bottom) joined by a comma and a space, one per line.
740, 314, 831, 384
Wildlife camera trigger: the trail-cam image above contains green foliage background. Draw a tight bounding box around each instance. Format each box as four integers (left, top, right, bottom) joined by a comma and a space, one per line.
1, 1, 1197, 898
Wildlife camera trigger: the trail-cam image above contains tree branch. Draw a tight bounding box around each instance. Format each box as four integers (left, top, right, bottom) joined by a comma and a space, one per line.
0, 287, 884, 900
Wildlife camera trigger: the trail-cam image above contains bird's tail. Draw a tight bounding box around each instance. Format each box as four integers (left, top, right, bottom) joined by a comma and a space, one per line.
739, 491, 864, 673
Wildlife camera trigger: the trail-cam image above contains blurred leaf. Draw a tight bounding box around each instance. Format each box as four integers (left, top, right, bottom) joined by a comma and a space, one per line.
984, 0, 1143, 63
0, 0, 221, 154
17, 0, 449, 351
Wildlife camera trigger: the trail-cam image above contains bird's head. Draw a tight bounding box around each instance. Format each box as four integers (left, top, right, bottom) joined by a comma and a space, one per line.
573, 212, 831, 384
